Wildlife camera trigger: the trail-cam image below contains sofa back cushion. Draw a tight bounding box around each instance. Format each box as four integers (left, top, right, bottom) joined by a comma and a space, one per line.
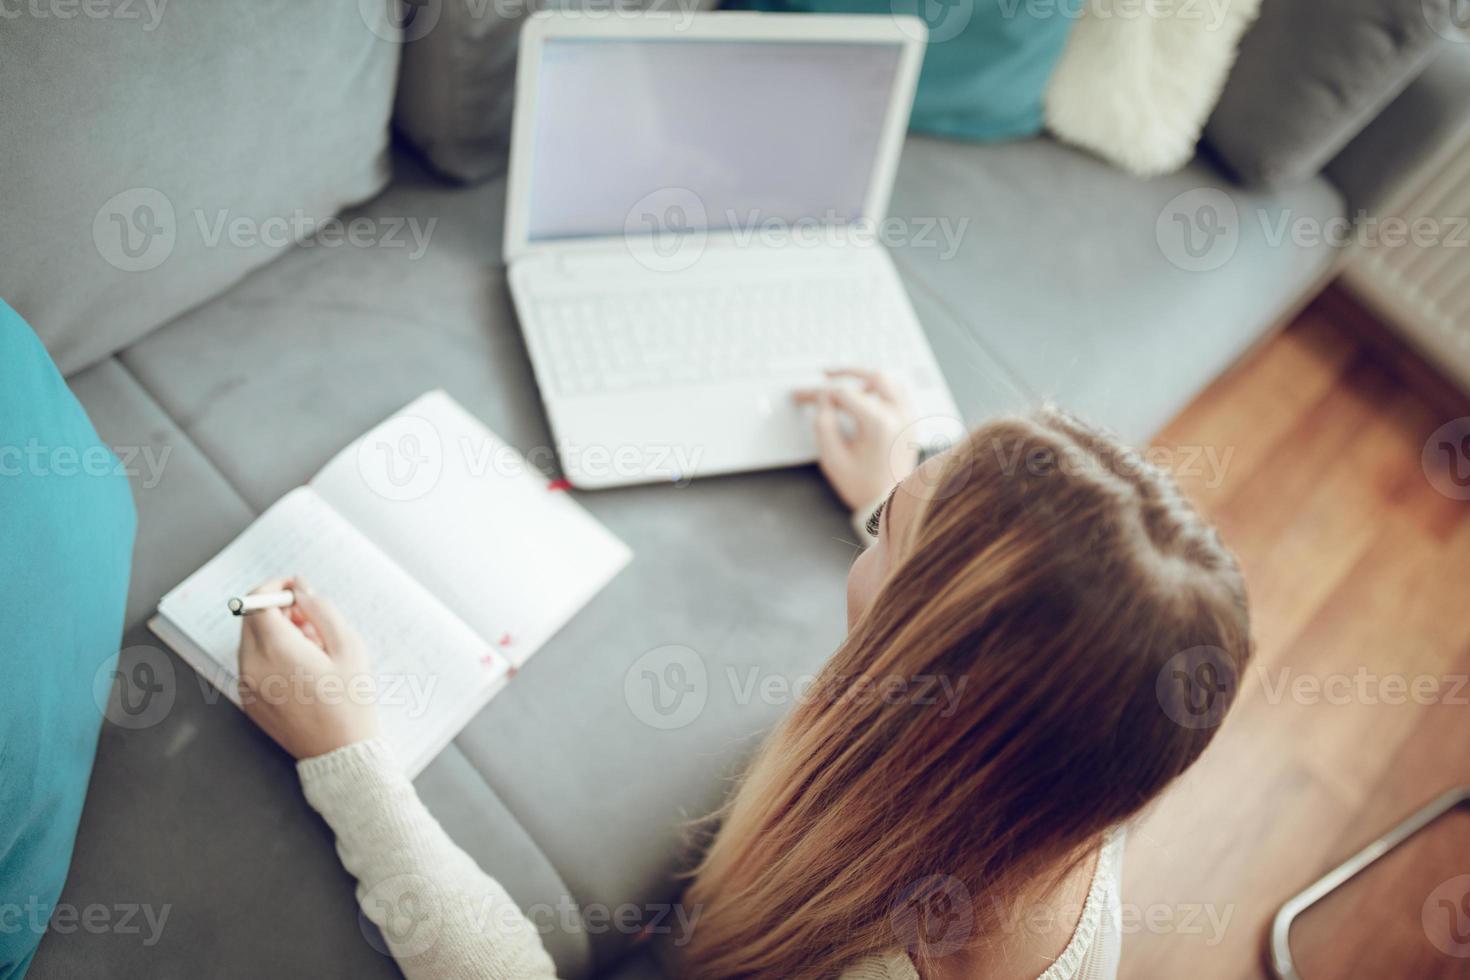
1205, 0, 1458, 186
727, 0, 1075, 142
392, 0, 716, 185
0, 301, 137, 979
0, 2, 400, 376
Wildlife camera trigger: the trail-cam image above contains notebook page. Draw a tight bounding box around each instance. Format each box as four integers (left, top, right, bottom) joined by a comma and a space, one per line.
156, 486, 510, 775
309, 391, 632, 667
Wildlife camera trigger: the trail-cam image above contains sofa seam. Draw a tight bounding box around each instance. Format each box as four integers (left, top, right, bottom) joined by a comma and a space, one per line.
430, 741, 599, 979
893, 256, 1041, 405
109, 355, 261, 518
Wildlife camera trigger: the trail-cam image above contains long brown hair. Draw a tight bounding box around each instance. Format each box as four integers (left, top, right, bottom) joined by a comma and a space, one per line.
680, 409, 1251, 979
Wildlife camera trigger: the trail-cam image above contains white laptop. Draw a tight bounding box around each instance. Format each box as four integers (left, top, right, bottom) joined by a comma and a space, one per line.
505, 11, 961, 489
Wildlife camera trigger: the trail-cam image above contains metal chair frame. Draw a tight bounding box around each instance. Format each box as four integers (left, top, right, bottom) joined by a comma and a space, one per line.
1269, 786, 1470, 979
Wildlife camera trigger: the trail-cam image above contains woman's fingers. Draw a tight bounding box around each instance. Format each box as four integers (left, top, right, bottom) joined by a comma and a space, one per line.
811, 393, 846, 456
795, 384, 886, 436
290, 584, 355, 658
823, 385, 885, 433
239, 576, 358, 660
241, 606, 330, 676
823, 367, 902, 404
241, 605, 287, 649
289, 606, 326, 650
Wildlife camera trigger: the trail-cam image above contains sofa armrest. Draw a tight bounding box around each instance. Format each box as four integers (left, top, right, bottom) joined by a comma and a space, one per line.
1325, 41, 1470, 215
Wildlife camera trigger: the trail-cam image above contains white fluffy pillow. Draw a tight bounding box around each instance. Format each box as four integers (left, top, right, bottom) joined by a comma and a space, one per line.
1045, 0, 1263, 177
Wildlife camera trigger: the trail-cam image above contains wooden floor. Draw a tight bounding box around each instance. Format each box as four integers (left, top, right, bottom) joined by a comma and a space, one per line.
1119, 286, 1470, 980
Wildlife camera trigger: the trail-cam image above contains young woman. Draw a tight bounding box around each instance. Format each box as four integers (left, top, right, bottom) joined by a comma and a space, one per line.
237, 372, 1251, 980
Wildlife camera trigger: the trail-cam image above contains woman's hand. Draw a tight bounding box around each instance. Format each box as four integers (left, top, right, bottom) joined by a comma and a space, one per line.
793, 368, 920, 512
236, 577, 380, 760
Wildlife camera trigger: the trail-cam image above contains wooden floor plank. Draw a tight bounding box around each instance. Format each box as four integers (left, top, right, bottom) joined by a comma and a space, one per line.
1118, 287, 1470, 980
1152, 308, 1356, 512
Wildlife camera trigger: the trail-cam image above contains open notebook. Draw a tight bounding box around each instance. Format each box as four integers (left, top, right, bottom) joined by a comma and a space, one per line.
150, 390, 632, 776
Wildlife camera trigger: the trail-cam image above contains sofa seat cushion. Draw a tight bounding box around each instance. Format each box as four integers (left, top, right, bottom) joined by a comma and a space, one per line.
30, 629, 594, 980
65, 359, 256, 632
886, 135, 1346, 443
40, 358, 594, 978
111, 150, 1028, 969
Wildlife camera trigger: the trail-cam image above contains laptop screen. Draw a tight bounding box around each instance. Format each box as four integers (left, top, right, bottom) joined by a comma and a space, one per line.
525, 37, 905, 243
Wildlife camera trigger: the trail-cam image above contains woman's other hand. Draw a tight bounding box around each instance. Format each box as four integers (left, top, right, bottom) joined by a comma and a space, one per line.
236, 577, 380, 760
793, 368, 920, 512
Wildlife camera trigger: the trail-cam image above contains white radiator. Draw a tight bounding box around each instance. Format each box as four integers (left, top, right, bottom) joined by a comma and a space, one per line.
1342, 138, 1470, 393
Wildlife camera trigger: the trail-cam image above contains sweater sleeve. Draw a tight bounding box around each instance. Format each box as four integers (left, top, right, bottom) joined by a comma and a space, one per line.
298, 739, 561, 980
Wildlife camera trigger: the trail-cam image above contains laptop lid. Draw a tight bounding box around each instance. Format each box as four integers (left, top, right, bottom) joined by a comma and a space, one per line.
503, 11, 927, 262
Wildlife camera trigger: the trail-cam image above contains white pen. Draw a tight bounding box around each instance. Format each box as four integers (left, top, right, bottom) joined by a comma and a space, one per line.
227, 590, 296, 616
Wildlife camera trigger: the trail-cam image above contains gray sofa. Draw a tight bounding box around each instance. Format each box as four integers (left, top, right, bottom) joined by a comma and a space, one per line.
10, 3, 1469, 977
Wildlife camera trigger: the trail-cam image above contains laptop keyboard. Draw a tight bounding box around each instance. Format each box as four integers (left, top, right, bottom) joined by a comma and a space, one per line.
531, 276, 928, 397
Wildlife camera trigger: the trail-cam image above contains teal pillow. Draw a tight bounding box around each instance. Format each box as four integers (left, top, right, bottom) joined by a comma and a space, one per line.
0, 300, 136, 979
724, 1, 1076, 140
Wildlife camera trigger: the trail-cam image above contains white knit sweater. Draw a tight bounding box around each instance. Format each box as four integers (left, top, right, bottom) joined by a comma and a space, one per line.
299, 739, 1124, 980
